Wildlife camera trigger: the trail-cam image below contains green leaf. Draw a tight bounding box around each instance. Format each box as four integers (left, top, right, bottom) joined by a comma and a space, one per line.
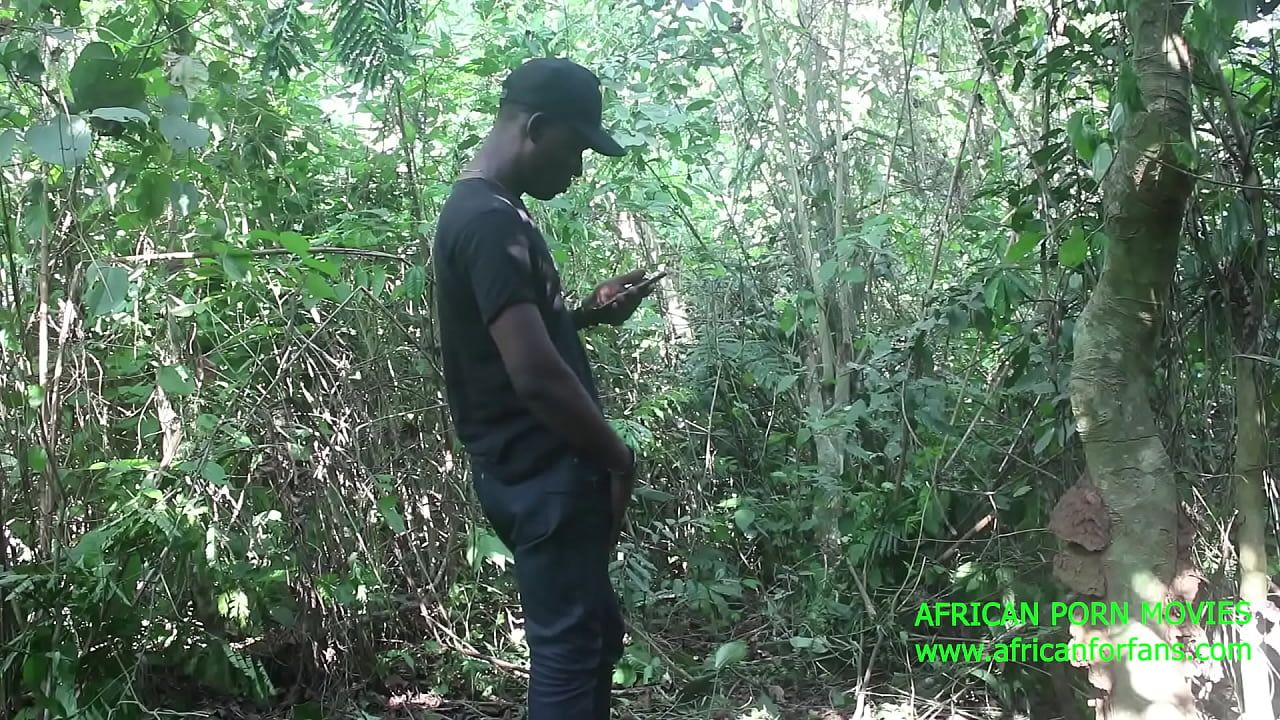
87, 107, 149, 124
1108, 102, 1129, 137
1172, 140, 1198, 170
1065, 111, 1096, 163
222, 251, 250, 281
467, 529, 513, 570
22, 653, 47, 694
8, 49, 43, 83
26, 115, 92, 167
1090, 142, 1114, 183
137, 172, 171, 222
967, 666, 999, 686
28, 445, 47, 473
304, 272, 335, 300
159, 94, 190, 117
68, 526, 111, 565
169, 181, 201, 217
402, 265, 426, 298
279, 231, 310, 255
1005, 229, 1044, 261
202, 461, 227, 485
733, 507, 755, 532
303, 255, 340, 277
377, 496, 406, 533
1033, 426, 1054, 454
1115, 62, 1143, 112
159, 115, 211, 153
156, 365, 196, 395
778, 304, 797, 335
84, 261, 130, 317
712, 640, 748, 670
0, 130, 17, 164
25, 384, 44, 409
1058, 226, 1088, 267
269, 606, 297, 627
1217, 0, 1249, 26
817, 259, 838, 287
168, 56, 209, 94
983, 275, 1003, 312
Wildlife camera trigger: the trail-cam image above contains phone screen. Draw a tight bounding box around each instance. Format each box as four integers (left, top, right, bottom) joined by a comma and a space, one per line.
606, 271, 668, 307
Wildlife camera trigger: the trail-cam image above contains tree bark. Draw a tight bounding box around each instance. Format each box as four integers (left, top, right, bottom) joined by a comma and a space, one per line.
753, 0, 853, 491
1208, 46, 1275, 719
1233, 355, 1271, 720
1066, 1, 1195, 719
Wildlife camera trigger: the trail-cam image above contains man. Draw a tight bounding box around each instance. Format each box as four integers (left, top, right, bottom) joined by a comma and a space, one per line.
430, 57, 659, 720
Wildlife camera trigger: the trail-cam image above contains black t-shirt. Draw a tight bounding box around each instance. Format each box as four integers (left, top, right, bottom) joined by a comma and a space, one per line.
431, 177, 601, 480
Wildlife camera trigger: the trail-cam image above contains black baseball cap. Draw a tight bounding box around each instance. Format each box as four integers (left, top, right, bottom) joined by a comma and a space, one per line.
500, 58, 627, 157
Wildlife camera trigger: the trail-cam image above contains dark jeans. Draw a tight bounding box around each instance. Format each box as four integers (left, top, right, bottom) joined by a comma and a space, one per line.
472, 452, 625, 720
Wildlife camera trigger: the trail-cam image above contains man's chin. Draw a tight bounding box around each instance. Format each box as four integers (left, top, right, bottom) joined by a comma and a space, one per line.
530, 182, 570, 201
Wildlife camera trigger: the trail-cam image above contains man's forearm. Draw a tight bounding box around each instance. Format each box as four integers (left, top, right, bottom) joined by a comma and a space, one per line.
571, 305, 594, 331
514, 366, 631, 472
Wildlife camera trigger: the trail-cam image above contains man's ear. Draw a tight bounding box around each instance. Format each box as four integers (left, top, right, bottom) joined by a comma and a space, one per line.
525, 113, 547, 144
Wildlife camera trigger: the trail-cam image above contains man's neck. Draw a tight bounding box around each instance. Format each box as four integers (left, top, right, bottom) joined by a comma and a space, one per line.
464, 135, 523, 197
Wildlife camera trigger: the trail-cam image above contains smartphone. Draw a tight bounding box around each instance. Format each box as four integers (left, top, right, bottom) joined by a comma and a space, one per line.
605, 271, 669, 307
627, 270, 668, 293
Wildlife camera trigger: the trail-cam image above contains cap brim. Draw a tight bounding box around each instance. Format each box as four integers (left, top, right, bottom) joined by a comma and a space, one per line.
577, 122, 627, 157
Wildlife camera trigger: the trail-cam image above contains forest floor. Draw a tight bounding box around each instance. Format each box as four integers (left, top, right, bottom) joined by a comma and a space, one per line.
126, 600, 1015, 719
142, 687, 939, 720
137, 667, 1000, 720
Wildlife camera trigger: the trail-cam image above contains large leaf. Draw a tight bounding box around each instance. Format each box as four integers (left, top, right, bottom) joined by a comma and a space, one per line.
169, 181, 202, 217
0, 129, 16, 164
1065, 111, 1097, 163
69, 42, 118, 100
69, 42, 146, 112
712, 640, 748, 669
1058, 226, 1089, 267
87, 107, 150, 124
156, 365, 196, 395
167, 56, 210, 95
26, 116, 92, 167
159, 115, 211, 153
279, 231, 310, 255
1006, 229, 1044, 261
1090, 142, 1114, 184
377, 496, 406, 533
84, 261, 130, 316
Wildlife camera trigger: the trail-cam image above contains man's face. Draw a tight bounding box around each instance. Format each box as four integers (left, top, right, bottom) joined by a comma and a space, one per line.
522, 115, 588, 200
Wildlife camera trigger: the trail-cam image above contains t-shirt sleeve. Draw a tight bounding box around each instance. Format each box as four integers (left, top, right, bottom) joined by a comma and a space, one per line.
453, 209, 540, 326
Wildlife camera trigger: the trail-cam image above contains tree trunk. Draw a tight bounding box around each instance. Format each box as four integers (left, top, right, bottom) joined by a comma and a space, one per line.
1211, 46, 1275, 717
1066, 1, 1195, 719
1233, 355, 1271, 720
752, 0, 852, 492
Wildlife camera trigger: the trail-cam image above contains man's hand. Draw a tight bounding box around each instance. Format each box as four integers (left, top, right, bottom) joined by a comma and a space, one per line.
607, 449, 636, 549
576, 269, 665, 328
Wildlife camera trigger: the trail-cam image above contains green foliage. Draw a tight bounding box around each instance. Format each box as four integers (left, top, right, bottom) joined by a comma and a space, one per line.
0, 0, 1274, 718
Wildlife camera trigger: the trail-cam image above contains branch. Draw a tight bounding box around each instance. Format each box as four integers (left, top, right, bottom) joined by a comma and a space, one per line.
96, 246, 410, 265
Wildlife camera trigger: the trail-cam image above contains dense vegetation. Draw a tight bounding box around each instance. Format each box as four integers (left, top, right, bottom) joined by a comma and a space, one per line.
0, 0, 1276, 719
